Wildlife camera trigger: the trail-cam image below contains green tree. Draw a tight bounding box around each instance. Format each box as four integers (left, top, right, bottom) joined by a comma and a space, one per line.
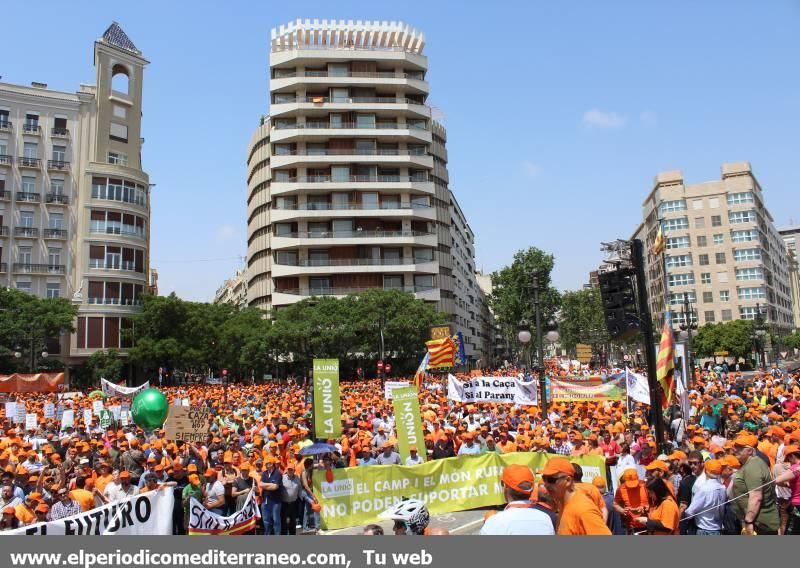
692, 320, 754, 360
489, 247, 561, 352
0, 287, 77, 373
557, 288, 609, 352
783, 331, 800, 352
84, 349, 124, 383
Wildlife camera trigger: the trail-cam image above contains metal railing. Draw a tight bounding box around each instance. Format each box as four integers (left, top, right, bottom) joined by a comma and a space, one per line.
299, 70, 424, 80
87, 297, 143, 306
271, 44, 419, 54
18, 157, 41, 168
0, 263, 6, 272
277, 284, 436, 296
276, 96, 426, 106
22, 123, 41, 134
0, 227, 8, 236
13, 263, 65, 274
276, 175, 429, 183
16, 192, 40, 202
275, 202, 430, 211
89, 259, 138, 271
0, 121, 11, 131
47, 159, 69, 170
0, 154, 12, 165
273, 122, 427, 131
275, 229, 433, 239
275, 257, 418, 267
276, 148, 428, 157
0, 191, 9, 201
45, 193, 70, 204
43, 228, 68, 239
14, 227, 39, 237
51, 128, 69, 137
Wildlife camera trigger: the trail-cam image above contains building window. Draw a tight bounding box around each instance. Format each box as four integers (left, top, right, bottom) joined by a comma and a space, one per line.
737, 287, 766, 300
110, 123, 128, 143
46, 283, 60, 298
50, 179, 64, 195
113, 105, 127, 119
711, 215, 722, 227
383, 275, 403, 290
739, 306, 763, 320
699, 254, 709, 266
729, 210, 756, 224
703, 291, 713, 303
22, 176, 36, 193
697, 235, 707, 247
662, 217, 689, 231
720, 290, 730, 302
668, 292, 696, 304
733, 248, 761, 262
666, 254, 692, 268
736, 267, 763, 281
721, 309, 732, 321
20, 212, 34, 228
16, 281, 32, 294
715, 252, 726, 264
23, 142, 38, 159
668, 273, 695, 287
48, 248, 61, 267
52, 145, 66, 162
694, 217, 706, 229
666, 236, 690, 249
108, 151, 128, 166
727, 192, 754, 205
704, 311, 716, 323
49, 212, 64, 230
659, 199, 687, 214
701, 272, 711, 284
713, 233, 724, 245
731, 229, 758, 243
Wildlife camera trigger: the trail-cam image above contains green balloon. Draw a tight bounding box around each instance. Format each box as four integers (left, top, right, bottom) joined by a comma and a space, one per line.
131, 388, 169, 431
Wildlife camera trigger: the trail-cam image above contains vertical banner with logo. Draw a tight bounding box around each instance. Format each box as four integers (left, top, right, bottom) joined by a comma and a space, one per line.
313, 358, 341, 439
391, 386, 426, 464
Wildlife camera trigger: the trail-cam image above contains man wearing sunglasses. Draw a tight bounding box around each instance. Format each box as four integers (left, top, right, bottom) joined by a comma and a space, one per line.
480, 464, 554, 535
541, 457, 610, 535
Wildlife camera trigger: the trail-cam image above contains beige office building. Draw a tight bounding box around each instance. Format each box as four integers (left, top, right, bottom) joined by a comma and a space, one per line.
635, 162, 794, 332
0, 23, 151, 367
778, 224, 800, 330
245, 19, 486, 362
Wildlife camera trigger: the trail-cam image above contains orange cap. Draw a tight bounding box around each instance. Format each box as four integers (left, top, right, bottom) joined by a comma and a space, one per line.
501, 464, 534, 495
540, 457, 574, 478
621, 468, 640, 489
644, 460, 669, 473
734, 432, 758, 448
783, 445, 800, 458
591, 476, 607, 489
722, 455, 741, 469
704, 459, 723, 476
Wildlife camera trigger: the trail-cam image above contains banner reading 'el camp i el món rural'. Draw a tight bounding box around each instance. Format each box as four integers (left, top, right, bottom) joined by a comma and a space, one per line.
391, 386, 426, 464
549, 376, 626, 402
313, 358, 341, 439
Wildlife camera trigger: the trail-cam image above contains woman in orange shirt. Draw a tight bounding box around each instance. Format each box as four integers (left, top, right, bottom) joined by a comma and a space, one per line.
541, 457, 611, 535
636, 478, 679, 535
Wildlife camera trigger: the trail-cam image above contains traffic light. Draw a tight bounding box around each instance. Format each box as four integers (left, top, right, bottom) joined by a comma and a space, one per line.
598, 268, 639, 340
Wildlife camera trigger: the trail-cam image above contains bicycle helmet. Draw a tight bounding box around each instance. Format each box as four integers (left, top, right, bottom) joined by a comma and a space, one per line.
382, 499, 430, 535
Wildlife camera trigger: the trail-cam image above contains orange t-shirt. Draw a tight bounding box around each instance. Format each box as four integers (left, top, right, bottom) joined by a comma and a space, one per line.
648, 497, 680, 535
15, 504, 35, 525
577, 482, 606, 513
70, 488, 96, 512
95, 473, 113, 495
557, 491, 611, 535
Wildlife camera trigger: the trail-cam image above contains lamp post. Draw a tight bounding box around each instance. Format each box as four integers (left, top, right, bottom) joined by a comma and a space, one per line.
679, 291, 696, 388
752, 303, 767, 369
14, 325, 48, 373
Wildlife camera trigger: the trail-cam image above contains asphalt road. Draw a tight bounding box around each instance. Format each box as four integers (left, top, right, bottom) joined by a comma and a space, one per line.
321, 509, 489, 535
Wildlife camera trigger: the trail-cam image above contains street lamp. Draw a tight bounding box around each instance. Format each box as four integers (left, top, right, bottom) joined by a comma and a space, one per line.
678, 291, 696, 388
751, 303, 768, 369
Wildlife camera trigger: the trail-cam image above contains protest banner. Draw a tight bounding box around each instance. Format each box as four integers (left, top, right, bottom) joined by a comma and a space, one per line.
100, 378, 150, 398
384, 381, 410, 399
83, 409, 93, 430
4, 401, 16, 421
313, 358, 341, 439
553, 375, 603, 385
43, 403, 55, 419
447, 374, 538, 405
164, 405, 211, 443
25, 413, 37, 431
60, 409, 73, 430
92, 399, 104, 416
5, 489, 173, 535
549, 377, 626, 402
99, 409, 115, 429
16, 404, 25, 424
622, 369, 651, 405
391, 386, 426, 464
188, 490, 259, 535
315, 452, 605, 530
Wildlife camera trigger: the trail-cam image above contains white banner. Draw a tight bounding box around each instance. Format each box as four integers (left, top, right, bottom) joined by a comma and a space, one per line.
188, 490, 259, 535
25, 414, 37, 431
384, 381, 410, 399
60, 409, 74, 430
4, 402, 15, 421
624, 368, 651, 405
43, 403, 55, 419
101, 378, 150, 398
4, 488, 174, 535
447, 374, 538, 405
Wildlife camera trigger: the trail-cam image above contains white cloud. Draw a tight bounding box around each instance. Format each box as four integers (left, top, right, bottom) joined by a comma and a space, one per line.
521, 160, 542, 178
216, 225, 237, 241
582, 109, 627, 129
639, 111, 658, 126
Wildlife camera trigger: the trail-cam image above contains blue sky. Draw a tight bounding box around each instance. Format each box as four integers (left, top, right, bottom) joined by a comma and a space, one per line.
3, 1, 799, 300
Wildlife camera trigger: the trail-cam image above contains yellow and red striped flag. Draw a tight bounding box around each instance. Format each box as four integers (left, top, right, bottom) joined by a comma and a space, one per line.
652, 224, 665, 256
425, 337, 456, 369
414, 352, 430, 388
655, 309, 675, 409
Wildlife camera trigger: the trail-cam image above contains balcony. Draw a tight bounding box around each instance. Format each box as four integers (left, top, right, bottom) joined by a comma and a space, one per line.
0, 226, 8, 237
278, 96, 427, 107
13, 263, 65, 275
0, 191, 9, 201
14, 227, 39, 238
17, 157, 41, 169
277, 230, 433, 239
302, 71, 424, 79
89, 226, 146, 240
275, 202, 431, 211
280, 174, 429, 184
89, 259, 138, 272
22, 123, 41, 135
0, 121, 11, 133
51, 128, 70, 138
47, 160, 70, 171
278, 285, 437, 297
43, 228, 68, 240
280, 148, 428, 157
276, 258, 418, 267
87, 297, 143, 306
0, 154, 11, 166
0, 263, 6, 273
45, 193, 70, 205
16, 192, 40, 203
273, 122, 427, 131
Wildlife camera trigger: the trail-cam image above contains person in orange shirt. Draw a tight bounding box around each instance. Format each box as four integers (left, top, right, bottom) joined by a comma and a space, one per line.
570, 432, 589, 456
613, 469, 648, 533
15, 493, 39, 525
497, 433, 517, 454
636, 477, 680, 535
541, 457, 611, 535
70, 476, 96, 512
94, 463, 114, 495
571, 463, 608, 522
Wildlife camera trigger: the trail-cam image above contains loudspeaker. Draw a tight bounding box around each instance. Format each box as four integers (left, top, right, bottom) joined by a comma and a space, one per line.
598, 269, 639, 340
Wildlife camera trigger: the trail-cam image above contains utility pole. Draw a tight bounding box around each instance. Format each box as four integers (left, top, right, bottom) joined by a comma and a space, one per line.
631, 239, 665, 448
531, 272, 547, 418
682, 291, 695, 389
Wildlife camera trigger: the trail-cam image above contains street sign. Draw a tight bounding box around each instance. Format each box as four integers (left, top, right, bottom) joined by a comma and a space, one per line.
377, 360, 384, 370
575, 343, 593, 364
430, 325, 452, 340
714, 351, 729, 356
385, 363, 393, 374
780, 351, 788, 359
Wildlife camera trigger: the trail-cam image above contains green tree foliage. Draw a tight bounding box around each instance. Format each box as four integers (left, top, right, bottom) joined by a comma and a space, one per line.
84, 349, 124, 382
0, 287, 77, 373
782, 331, 800, 352
489, 247, 561, 343
692, 320, 754, 360
557, 288, 609, 352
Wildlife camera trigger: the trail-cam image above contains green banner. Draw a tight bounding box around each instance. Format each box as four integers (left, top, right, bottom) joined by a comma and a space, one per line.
313, 358, 341, 439
391, 386, 426, 465
314, 452, 606, 530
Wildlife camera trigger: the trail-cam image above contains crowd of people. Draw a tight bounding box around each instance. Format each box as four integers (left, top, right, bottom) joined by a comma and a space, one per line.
0, 361, 798, 536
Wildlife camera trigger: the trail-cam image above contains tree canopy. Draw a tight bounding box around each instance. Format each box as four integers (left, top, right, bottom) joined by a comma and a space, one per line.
557, 288, 610, 352
692, 320, 754, 360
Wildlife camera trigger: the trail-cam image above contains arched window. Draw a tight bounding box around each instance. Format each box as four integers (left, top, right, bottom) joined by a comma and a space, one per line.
111, 64, 130, 94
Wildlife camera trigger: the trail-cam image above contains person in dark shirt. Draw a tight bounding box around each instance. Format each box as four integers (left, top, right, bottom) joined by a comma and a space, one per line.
167, 463, 189, 535
678, 454, 701, 535
432, 437, 455, 460
259, 457, 283, 535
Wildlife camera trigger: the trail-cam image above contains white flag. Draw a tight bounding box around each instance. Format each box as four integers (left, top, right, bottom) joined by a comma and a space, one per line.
625, 368, 651, 405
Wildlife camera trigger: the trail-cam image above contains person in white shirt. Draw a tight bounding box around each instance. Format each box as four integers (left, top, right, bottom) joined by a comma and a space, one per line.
103, 471, 139, 502
405, 446, 423, 466
480, 464, 555, 535
204, 469, 226, 515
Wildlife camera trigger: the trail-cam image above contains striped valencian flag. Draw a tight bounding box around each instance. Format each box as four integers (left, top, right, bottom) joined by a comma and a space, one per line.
652, 223, 665, 256
425, 337, 456, 369
414, 352, 430, 388
655, 309, 675, 409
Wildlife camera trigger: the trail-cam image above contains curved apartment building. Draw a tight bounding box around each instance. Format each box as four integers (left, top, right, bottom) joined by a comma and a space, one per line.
246, 20, 457, 321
